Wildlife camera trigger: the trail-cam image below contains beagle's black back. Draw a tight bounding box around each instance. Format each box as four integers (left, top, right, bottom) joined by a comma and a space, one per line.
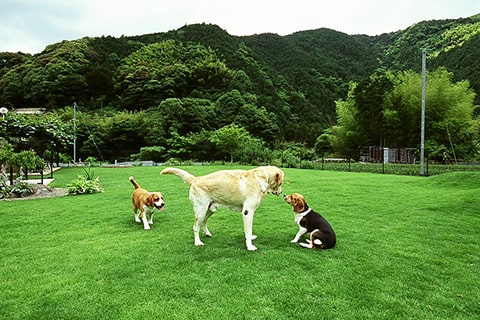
300, 209, 336, 249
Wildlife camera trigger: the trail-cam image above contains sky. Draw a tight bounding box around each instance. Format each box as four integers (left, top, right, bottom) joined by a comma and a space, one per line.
1, 0, 479, 54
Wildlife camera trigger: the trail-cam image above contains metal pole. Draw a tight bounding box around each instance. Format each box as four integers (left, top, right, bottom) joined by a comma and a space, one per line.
420, 49, 426, 176
73, 102, 77, 163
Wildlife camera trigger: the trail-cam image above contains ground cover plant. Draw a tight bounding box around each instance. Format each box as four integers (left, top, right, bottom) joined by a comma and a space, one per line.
1, 166, 479, 319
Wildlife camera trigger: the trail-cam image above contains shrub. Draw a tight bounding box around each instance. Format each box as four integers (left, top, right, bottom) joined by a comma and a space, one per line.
0, 176, 10, 199
278, 149, 301, 168
0, 177, 34, 198
9, 180, 34, 197
84, 156, 99, 166
130, 146, 166, 162
163, 158, 194, 166
10, 150, 45, 173
67, 168, 104, 195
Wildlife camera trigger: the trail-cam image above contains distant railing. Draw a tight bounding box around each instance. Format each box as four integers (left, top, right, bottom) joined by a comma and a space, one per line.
7, 164, 55, 185
299, 158, 480, 176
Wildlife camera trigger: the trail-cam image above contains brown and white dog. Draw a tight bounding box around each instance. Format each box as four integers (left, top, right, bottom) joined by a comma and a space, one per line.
284, 193, 336, 249
161, 166, 284, 251
129, 176, 165, 230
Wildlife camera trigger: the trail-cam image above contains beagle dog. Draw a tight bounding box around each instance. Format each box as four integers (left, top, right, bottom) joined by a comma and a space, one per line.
284, 193, 336, 249
129, 176, 165, 230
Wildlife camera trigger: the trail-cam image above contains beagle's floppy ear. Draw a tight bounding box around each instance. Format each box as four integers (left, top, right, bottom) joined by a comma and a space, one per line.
292, 194, 306, 213
146, 194, 156, 207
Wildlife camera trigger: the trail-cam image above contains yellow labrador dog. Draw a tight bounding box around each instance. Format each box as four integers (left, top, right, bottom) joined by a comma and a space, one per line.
161, 166, 284, 251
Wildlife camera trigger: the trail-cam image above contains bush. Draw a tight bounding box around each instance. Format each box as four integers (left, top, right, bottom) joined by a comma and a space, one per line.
9, 180, 34, 197
0, 177, 34, 199
131, 146, 166, 162
84, 156, 99, 166
0, 176, 10, 199
67, 168, 104, 195
10, 150, 45, 173
278, 149, 301, 168
236, 138, 273, 165
163, 158, 194, 166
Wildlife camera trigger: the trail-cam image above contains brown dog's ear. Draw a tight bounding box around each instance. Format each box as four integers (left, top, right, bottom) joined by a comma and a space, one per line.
293, 196, 306, 213
293, 199, 305, 212
146, 194, 155, 206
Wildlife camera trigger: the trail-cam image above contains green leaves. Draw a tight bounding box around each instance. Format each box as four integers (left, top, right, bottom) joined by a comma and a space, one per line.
210, 123, 251, 163
0, 113, 74, 158
0, 20, 479, 162
116, 40, 233, 109
67, 168, 104, 195
67, 175, 104, 195
10, 150, 45, 171
333, 68, 478, 160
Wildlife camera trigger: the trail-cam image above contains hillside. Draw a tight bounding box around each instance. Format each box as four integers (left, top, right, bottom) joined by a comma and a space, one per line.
0, 15, 479, 146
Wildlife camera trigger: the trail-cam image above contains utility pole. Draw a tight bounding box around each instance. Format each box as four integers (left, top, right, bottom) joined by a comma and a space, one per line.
73, 102, 77, 163
420, 48, 426, 176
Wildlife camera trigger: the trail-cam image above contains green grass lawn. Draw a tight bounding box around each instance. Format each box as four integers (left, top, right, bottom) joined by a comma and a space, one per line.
1, 166, 479, 319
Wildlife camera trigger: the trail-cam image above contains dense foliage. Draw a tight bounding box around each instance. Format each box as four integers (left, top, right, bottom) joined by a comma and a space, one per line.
0, 112, 73, 166
332, 69, 478, 160
0, 16, 479, 163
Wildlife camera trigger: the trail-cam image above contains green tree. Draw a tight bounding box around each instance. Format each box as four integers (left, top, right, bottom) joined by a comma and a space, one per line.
353, 73, 394, 146
210, 123, 250, 162
331, 82, 362, 153
236, 137, 272, 165
0, 141, 14, 173
103, 112, 146, 161
214, 90, 245, 126
158, 98, 214, 136
0, 71, 25, 108
116, 40, 233, 109
333, 68, 477, 160
141, 108, 167, 147
76, 110, 148, 162
215, 90, 280, 142
314, 128, 335, 156
0, 113, 74, 159
77, 113, 108, 162
131, 146, 166, 162
19, 39, 91, 109
385, 68, 477, 159
165, 131, 197, 160
10, 150, 45, 177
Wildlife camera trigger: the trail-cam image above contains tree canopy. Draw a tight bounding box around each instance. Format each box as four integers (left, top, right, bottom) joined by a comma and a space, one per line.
0, 17, 479, 162
333, 68, 477, 160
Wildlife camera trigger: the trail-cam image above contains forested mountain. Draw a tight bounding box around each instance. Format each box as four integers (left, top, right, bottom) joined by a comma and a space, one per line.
0, 14, 479, 162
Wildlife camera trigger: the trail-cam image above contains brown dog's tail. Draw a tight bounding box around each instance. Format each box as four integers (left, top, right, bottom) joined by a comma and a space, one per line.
161, 167, 195, 185
129, 176, 140, 189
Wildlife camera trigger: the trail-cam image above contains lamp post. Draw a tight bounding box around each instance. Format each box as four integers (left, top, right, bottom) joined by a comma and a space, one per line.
0, 107, 7, 119
420, 48, 426, 176
73, 102, 77, 163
